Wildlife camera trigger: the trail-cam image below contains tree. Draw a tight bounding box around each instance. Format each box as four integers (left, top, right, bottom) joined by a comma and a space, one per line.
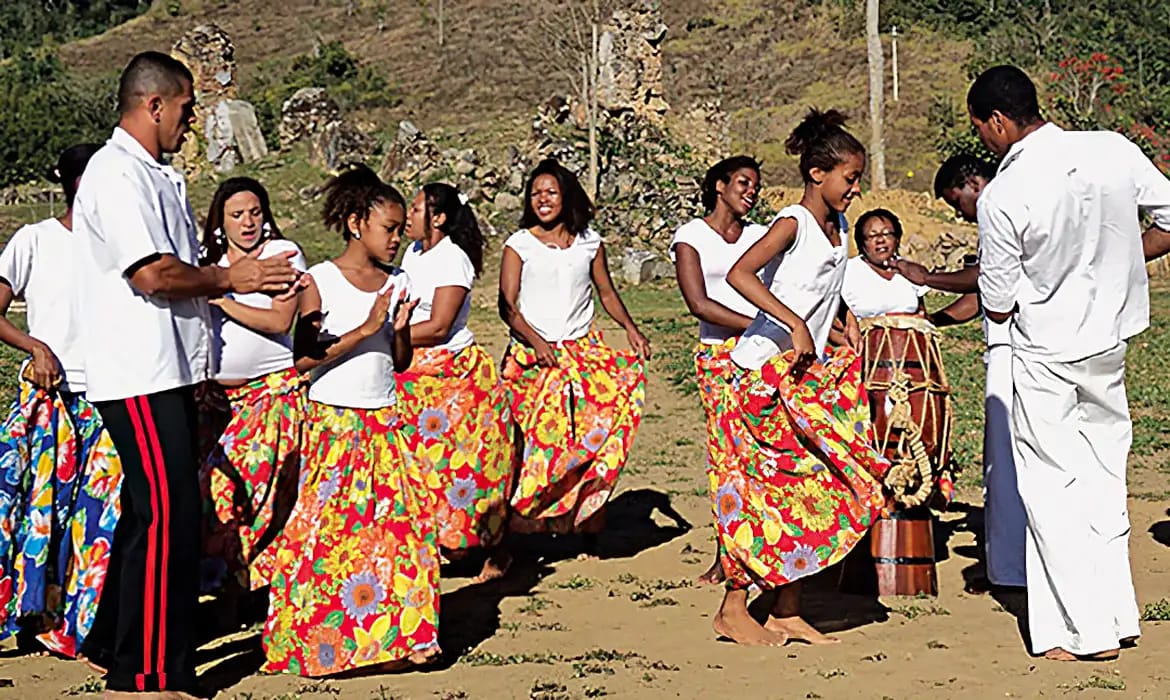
866, 0, 887, 189
535, 0, 608, 198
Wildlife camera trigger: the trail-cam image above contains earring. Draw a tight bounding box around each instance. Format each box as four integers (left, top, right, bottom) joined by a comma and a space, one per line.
261, 221, 272, 239
213, 227, 226, 248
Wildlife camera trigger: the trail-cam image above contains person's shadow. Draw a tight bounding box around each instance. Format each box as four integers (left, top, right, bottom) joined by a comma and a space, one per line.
1150, 509, 1170, 548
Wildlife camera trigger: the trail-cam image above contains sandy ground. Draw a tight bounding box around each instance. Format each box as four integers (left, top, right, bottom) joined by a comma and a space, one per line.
1, 310, 1168, 700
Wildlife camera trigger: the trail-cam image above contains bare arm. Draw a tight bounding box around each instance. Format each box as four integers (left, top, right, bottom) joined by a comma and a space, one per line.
673, 242, 753, 332
0, 284, 60, 387
1142, 225, 1170, 262
409, 286, 467, 347
294, 282, 395, 374
129, 249, 298, 299
889, 259, 980, 294
726, 216, 804, 332
930, 293, 981, 327
213, 294, 299, 335
591, 242, 650, 358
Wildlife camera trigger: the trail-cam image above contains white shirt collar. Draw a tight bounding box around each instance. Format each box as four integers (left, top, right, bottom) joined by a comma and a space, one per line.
109, 126, 169, 171
997, 122, 1063, 174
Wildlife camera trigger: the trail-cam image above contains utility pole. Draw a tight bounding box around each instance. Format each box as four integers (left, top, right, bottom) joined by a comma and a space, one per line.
866, 0, 887, 189
891, 25, 900, 102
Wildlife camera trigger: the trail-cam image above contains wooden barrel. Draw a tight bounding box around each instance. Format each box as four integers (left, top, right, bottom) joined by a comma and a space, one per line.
870, 507, 937, 597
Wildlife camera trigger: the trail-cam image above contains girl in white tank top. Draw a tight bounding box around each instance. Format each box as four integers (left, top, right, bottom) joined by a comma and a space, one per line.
710, 110, 891, 649
498, 158, 649, 557
262, 165, 442, 677
197, 178, 311, 608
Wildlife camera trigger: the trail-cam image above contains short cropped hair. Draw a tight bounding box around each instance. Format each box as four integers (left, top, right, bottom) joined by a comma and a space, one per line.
117, 51, 194, 114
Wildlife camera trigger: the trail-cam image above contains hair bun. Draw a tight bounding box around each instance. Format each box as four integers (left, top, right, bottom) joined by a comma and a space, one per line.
785, 108, 850, 157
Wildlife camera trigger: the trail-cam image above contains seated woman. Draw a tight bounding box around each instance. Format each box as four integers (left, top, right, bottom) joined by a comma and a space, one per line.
840, 208, 926, 320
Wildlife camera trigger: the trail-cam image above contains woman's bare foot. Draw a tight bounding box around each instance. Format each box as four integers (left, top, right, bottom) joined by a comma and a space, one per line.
472, 549, 513, 584
697, 557, 725, 586
713, 589, 787, 647
79, 655, 108, 674
1042, 647, 1119, 662
765, 616, 841, 645
329, 647, 441, 678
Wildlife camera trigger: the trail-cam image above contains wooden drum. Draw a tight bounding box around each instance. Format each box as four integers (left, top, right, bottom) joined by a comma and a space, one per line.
859, 314, 953, 597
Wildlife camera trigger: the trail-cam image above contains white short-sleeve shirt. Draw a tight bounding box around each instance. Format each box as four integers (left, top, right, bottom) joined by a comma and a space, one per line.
978, 123, 1170, 361
307, 261, 412, 409
0, 218, 87, 392
669, 218, 768, 343
840, 256, 927, 319
732, 205, 849, 370
505, 227, 601, 343
73, 127, 211, 402
210, 239, 308, 381
401, 236, 475, 353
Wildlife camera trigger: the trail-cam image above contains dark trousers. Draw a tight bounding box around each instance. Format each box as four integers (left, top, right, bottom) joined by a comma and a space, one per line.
80, 387, 200, 693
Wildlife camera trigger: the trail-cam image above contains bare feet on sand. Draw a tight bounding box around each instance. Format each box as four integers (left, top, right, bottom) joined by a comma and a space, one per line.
331, 647, 440, 678
79, 655, 108, 674
765, 616, 840, 645
1042, 647, 1119, 662
714, 590, 788, 647
697, 557, 725, 586
472, 550, 513, 584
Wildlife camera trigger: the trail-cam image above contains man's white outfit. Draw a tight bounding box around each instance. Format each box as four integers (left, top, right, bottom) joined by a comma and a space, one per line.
978, 123, 1170, 655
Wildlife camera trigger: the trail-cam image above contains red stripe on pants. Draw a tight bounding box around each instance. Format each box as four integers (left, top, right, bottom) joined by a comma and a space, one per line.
136, 396, 171, 690
124, 398, 159, 691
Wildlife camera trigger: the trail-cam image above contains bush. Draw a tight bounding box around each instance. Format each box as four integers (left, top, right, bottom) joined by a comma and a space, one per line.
0, 50, 116, 187
245, 40, 400, 148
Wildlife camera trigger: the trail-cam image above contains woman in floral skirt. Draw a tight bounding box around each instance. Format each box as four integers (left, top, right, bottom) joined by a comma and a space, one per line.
397, 183, 513, 582
498, 158, 650, 557
713, 110, 890, 646
261, 164, 439, 676
197, 177, 309, 609
0, 144, 122, 659
670, 155, 767, 585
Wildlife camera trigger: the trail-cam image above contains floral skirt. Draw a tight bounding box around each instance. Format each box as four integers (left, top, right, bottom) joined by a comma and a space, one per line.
200, 368, 305, 592
396, 344, 512, 550
0, 380, 122, 657
260, 401, 440, 677
713, 347, 890, 589
501, 332, 645, 534
694, 339, 739, 557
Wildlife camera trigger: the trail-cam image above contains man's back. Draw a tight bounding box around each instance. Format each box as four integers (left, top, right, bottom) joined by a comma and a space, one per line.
978, 125, 1156, 362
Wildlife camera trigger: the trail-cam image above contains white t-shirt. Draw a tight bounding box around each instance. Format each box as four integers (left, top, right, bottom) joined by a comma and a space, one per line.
307, 261, 412, 409
504, 227, 601, 342
840, 256, 927, 319
210, 239, 308, 381
668, 218, 768, 344
74, 127, 211, 402
732, 205, 848, 370
401, 236, 475, 353
0, 218, 86, 392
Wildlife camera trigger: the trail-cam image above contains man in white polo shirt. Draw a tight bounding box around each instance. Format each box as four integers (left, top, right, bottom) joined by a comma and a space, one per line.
74, 52, 297, 698
971, 65, 1170, 662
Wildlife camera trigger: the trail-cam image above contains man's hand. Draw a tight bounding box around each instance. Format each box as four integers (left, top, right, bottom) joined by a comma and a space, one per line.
228, 249, 299, 294
887, 257, 930, 286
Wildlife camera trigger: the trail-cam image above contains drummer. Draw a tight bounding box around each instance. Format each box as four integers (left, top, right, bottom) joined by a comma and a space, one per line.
840, 208, 928, 320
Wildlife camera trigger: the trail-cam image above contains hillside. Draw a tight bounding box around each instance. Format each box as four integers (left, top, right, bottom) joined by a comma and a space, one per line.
55, 0, 972, 188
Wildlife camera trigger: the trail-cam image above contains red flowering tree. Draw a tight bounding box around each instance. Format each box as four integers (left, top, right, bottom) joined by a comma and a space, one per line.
1048, 53, 1127, 130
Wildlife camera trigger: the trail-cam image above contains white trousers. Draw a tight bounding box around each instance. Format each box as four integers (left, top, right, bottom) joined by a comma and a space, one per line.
1012, 342, 1140, 655
983, 345, 1027, 587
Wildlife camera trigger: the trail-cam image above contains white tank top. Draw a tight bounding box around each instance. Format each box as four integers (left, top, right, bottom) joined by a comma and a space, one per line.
504, 227, 601, 342
731, 204, 849, 370
306, 261, 412, 409
211, 239, 308, 381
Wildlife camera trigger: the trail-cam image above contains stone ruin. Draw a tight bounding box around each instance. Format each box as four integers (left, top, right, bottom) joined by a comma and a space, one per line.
279, 87, 373, 172
597, 0, 669, 124
171, 24, 268, 174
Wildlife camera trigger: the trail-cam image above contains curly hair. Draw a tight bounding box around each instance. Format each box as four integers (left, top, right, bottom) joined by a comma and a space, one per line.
321, 164, 406, 239
785, 108, 866, 184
